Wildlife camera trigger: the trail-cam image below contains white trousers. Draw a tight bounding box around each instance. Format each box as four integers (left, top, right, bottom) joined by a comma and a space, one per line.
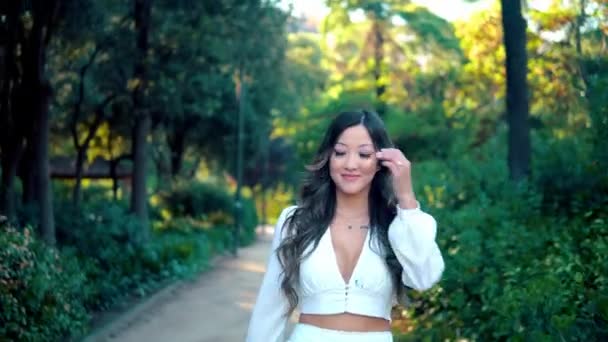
287, 323, 393, 342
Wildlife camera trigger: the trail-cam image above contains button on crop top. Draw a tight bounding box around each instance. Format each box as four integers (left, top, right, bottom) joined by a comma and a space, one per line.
246, 205, 445, 342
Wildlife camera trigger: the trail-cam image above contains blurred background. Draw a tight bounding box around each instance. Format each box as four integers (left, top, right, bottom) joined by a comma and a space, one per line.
1, 0, 607, 341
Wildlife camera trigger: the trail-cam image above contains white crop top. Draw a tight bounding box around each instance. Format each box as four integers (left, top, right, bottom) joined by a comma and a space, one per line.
246, 205, 444, 342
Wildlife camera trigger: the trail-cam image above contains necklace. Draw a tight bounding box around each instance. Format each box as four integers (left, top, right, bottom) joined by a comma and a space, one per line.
334, 209, 370, 230
347, 224, 370, 230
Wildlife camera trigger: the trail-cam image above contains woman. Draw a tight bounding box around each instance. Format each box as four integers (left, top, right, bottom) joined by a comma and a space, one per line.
246, 110, 444, 342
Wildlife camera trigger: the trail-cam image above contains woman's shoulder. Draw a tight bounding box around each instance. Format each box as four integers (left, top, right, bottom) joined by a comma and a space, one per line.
278, 205, 298, 222
273, 205, 298, 241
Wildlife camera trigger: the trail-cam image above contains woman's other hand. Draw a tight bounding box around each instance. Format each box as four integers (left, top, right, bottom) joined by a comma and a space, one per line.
375, 148, 418, 209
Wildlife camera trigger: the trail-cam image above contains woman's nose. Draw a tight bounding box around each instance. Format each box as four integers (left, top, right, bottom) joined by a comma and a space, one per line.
345, 153, 358, 169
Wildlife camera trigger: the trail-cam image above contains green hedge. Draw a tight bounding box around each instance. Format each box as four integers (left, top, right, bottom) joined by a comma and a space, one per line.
1, 178, 258, 341
396, 133, 608, 341
0, 226, 90, 341
161, 181, 234, 219
1, 214, 217, 341
160, 180, 258, 246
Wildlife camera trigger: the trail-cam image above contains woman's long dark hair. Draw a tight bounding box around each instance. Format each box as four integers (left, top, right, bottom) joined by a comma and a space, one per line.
276, 110, 406, 316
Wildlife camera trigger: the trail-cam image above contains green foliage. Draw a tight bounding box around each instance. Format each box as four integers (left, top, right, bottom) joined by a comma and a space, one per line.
282, 33, 328, 117
51, 197, 223, 312
141, 230, 213, 281
54, 200, 145, 309
397, 6, 463, 58
1, 206, 218, 341
385, 106, 454, 161
160, 180, 258, 248
161, 181, 234, 219
0, 226, 90, 341
533, 133, 608, 217
146, 0, 291, 178
396, 133, 608, 341
582, 57, 608, 172
161, 218, 231, 255
240, 197, 260, 245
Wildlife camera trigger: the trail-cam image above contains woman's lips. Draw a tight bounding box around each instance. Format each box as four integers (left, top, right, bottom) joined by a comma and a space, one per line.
342, 174, 360, 181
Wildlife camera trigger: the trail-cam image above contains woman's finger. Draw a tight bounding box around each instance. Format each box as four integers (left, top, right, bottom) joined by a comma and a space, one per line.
381, 160, 398, 175
377, 149, 409, 167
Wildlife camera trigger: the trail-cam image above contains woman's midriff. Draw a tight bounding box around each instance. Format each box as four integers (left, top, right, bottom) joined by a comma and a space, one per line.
298, 312, 391, 332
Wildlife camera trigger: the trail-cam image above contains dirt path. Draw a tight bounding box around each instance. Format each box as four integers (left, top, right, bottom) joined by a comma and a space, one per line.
84, 226, 295, 342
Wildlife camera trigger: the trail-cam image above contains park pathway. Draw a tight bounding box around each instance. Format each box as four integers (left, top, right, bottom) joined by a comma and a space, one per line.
84, 226, 296, 342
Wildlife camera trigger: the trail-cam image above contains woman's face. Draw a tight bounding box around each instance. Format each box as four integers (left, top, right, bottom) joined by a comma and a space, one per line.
329, 124, 379, 197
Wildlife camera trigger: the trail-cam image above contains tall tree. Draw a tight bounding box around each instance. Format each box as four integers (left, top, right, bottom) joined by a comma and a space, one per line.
501, 0, 531, 180
131, 0, 152, 235
325, 0, 403, 117
323, 1, 459, 120
48, 0, 127, 207
0, 0, 61, 243
0, 1, 24, 222
147, 0, 290, 182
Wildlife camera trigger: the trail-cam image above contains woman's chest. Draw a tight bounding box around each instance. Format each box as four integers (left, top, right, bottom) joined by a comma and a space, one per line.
299, 228, 393, 294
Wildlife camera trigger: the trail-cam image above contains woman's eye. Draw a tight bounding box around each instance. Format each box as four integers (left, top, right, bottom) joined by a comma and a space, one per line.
359, 153, 372, 159
334, 151, 346, 157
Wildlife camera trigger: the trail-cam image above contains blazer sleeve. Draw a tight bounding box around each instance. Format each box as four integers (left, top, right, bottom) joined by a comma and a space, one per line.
387, 203, 445, 291
245, 206, 297, 342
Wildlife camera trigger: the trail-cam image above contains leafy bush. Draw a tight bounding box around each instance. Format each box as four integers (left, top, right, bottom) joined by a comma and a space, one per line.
159, 195, 258, 255
1, 207, 215, 341
0, 225, 90, 341
54, 200, 146, 310
161, 217, 232, 255
3, 175, 259, 340
533, 134, 608, 217
53, 199, 215, 311
159, 180, 258, 247
141, 230, 212, 281
161, 181, 234, 219
395, 133, 608, 341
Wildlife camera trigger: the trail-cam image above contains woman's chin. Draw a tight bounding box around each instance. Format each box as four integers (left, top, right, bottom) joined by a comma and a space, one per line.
336, 186, 368, 197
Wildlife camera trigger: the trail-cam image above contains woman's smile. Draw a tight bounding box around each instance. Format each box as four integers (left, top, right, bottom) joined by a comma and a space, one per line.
342, 174, 361, 181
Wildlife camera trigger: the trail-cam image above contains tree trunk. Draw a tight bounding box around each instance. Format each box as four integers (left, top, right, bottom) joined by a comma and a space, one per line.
501, 0, 531, 180
132, 114, 150, 234
261, 188, 267, 227
0, 12, 22, 220
72, 97, 113, 206
34, 81, 55, 244
0, 147, 22, 221
107, 124, 119, 200
73, 148, 86, 206
19, 142, 37, 205
110, 155, 130, 201
260, 133, 270, 226
18, 84, 37, 206
18, 7, 43, 213
28, 0, 61, 244
110, 159, 119, 201
187, 156, 202, 179
167, 129, 186, 177
131, 0, 152, 237
2, 0, 58, 239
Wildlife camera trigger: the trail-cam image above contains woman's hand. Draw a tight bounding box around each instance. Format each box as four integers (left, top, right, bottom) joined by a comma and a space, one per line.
375, 148, 418, 209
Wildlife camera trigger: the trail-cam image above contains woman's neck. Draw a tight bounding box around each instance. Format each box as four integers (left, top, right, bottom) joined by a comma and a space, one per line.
334, 190, 369, 219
